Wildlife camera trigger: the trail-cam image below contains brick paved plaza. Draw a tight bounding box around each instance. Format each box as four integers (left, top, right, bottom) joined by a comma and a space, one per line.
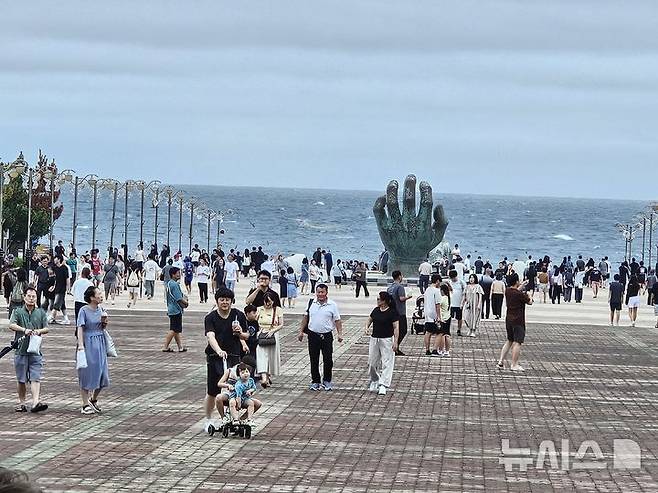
1, 306, 657, 492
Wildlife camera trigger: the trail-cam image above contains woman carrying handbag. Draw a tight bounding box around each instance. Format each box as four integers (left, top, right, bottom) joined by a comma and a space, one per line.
77, 286, 111, 415
255, 293, 283, 388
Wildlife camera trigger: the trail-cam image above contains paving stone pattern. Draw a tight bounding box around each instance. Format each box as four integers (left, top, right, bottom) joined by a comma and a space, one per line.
0, 309, 657, 492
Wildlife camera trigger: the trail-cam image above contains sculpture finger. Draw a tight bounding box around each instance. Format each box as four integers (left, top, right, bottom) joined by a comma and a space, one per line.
386, 180, 402, 224
402, 175, 417, 218
431, 204, 449, 245
417, 181, 433, 226
373, 195, 389, 230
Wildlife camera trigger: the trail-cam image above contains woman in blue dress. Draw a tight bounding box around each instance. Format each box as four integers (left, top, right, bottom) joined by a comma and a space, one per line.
77, 286, 110, 415
299, 257, 310, 295
285, 266, 298, 308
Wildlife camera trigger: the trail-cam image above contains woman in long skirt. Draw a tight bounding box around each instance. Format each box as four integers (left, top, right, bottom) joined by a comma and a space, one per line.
255, 294, 283, 388
462, 274, 484, 337
77, 286, 110, 415
365, 291, 399, 395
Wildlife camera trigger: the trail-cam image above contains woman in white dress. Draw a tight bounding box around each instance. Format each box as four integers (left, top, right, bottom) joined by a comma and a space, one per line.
255, 293, 283, 388
462, 273, 484, 337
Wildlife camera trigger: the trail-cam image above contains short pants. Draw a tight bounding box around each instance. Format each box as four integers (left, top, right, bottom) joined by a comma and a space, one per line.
424, 322, 439, 334
169, 313, 183, 333
506, 325, 525, 344
610, 302, 622, 312
206, 354, 226, 397
439, 319, 451, 335
14, 354, 44, 383
450, 307, 462, 320
53, 293, 66, 311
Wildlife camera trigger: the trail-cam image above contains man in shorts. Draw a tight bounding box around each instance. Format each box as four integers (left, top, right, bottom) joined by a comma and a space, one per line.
423, 274, 442, 355
203, 287, 248, 431
162, 267, 187, 352
497, 272, 532, 372
608, 274, 624, 326
448, 270, 465, 336
8, 286, 50, 413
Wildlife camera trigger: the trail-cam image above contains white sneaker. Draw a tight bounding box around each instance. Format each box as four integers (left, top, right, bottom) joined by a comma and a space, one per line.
378, 385, 387, 395
631, 321, 636, 327
203, 420, 214, 434
369, 382, 378, 392
63, 317, 71, 325
442, 351, 450, 358
510, 365, 525, 372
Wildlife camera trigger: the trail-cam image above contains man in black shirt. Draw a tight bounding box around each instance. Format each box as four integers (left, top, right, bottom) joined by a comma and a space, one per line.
34, 256, 50, 308
245, 270, 281, 307
608, 274, 625, 326
54, 240, 65, 257
203, 287, 249, 432
49, 256, 70, 325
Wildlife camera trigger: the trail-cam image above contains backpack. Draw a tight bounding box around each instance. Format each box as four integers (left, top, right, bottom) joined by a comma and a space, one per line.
10, 280, 25, 304
127, 270, 140, 287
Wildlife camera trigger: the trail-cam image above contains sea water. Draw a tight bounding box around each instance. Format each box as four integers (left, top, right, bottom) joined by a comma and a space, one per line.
51, 185, 647, 266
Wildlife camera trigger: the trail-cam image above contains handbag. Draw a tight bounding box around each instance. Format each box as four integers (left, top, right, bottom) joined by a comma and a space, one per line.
27, 334, 42, 355
257, 309, 277, 346
76, 349, 88, 369
105, 331, 118, 357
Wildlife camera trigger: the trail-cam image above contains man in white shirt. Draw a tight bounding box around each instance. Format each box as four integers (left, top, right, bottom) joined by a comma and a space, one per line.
190, 248, 201, 266
464, 254, 472, 273
453, 258, 465, 280
173, 253, 184, 272
449, 270, 466, 336
297, 283, 343, 391
418, 259, 432, 294
143, 256, 160, 299
224, 254, 239, 292
423, 274, 442, 356
261, 256, 275, 277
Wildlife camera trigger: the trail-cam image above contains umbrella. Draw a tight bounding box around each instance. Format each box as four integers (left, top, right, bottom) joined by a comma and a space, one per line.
0, 337, 23, 360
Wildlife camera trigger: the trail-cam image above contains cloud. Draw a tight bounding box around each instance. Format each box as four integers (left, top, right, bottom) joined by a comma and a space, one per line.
1, 0, 657, 199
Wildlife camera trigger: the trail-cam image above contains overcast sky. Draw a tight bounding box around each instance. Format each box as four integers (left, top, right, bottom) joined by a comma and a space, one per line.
2, 1, 657, 200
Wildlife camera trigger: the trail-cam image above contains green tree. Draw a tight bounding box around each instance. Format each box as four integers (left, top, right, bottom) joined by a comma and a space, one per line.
1, 151, 64, 255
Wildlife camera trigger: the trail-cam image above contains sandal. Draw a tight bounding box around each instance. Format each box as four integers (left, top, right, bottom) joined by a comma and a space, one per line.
15, 404, 27, 413
31, 402, 48, 413
162, 348, 174, 353
178, 348, 188, 353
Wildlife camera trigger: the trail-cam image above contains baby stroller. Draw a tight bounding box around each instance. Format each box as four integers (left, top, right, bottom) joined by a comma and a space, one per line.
411, 295, 425, 334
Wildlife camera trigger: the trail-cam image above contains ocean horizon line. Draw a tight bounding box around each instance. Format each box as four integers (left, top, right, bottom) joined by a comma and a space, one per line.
163, 182, 650, 205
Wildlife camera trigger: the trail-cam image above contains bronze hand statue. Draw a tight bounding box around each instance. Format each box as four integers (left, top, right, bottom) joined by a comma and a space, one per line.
373, 175, 448, 276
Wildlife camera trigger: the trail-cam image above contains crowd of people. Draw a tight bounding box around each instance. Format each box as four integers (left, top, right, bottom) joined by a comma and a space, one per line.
416, 245, 658, 330
2, 238, 657, 432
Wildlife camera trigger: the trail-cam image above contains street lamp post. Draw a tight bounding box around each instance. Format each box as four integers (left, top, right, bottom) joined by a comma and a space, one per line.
178, 193, 184, 254
123, 180, 136, 260
206, 209, 213, 253
72, 174, 98, 252
99, 179, 119, 254
162, 186, 175, 247
188, 198, 197, 254
152, 184, 161, 246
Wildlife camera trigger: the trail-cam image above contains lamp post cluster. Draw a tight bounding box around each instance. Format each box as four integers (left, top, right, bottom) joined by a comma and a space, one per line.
616, 202, 658, 268
0, 151, 234, 258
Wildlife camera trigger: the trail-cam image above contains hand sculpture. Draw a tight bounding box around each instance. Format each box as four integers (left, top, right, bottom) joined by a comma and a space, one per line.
373, 175, 448, 277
